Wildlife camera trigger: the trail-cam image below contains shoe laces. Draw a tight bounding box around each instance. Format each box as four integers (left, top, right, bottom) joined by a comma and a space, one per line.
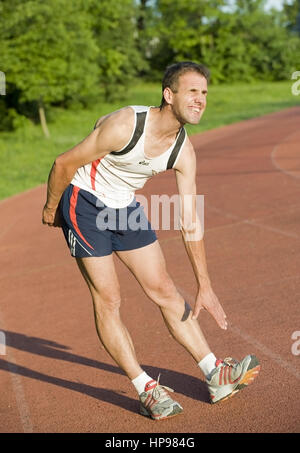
216, 357, 239, 368
152, 373, 174, 397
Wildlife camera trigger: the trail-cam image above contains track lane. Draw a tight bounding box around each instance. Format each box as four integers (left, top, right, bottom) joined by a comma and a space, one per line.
0, 107, 299, 433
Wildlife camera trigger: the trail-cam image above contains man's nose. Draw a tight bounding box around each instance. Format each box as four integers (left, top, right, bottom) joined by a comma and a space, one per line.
196, 97, 205, 107
195, 93, 206, 104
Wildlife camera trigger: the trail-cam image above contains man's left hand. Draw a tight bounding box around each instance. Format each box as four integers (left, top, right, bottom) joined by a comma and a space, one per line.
192, 287, 227, 330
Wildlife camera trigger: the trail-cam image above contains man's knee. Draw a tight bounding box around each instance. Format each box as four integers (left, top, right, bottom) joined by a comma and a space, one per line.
93, 289, 122, 318
145, 273, 177, 305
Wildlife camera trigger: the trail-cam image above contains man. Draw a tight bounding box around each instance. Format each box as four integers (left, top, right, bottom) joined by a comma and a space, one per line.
42, 61, 260, 420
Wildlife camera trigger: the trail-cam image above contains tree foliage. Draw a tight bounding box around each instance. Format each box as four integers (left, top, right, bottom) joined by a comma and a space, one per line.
0, 0, 99, 132
145, 0, 300, 82
89, 0, 146, 101
283, 0, 300, 33
0, 0, 299, 132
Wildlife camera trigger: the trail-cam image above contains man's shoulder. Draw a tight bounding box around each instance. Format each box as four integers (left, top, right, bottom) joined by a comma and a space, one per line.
113, 105, 149, 114
94, 106, 136, 130
94, 105, 151, 128
129, 105, 149, 113
93, 106, 149, 153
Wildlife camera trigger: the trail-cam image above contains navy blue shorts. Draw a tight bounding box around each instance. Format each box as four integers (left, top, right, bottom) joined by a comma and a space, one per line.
59, 184, 157, 257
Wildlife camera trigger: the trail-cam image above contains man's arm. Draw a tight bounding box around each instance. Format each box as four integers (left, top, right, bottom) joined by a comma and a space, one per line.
175, 140, 227, 330
42, 107, 134, 226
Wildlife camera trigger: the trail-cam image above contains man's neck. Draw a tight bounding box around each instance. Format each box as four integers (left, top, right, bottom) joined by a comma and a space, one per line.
150, 106, 183, 139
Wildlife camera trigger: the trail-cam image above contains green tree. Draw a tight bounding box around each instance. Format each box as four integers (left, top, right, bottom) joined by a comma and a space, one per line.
283, 0, 300, 33
229, 0, 300, 81
143, 0, 300, 83
89, 0, 146, 101
145, 0, 226, 77
206, 0, 300, 82
0, 0, 99, 136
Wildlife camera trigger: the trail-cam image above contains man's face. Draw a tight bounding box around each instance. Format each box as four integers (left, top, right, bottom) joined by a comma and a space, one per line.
166, 71, 208, 125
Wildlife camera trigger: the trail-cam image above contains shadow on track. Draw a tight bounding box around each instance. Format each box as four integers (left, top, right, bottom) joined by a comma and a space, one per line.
1, 330, 210, 412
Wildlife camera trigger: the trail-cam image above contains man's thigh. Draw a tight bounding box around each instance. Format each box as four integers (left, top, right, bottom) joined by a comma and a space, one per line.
76, 255, 121, 302
115, 241, 177, 300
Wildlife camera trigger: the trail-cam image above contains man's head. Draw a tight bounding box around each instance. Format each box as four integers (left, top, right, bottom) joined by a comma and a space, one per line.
160, 61, 210, 110
160, 61, 210, 125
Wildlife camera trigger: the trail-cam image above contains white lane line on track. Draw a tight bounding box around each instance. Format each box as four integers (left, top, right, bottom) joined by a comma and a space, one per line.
159, 213, 299, 243
243, 219, 299, 239
271, 128, 300, 180
5, 356, 34, 433
206, 202, 300, 223
204, 202, 300, 239
176, 285, 300, 382
229, 325, 300, 381
0, 311, 33, 433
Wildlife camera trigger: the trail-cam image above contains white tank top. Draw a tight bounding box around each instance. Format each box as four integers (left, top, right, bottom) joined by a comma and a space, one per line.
71, 105, 187, 208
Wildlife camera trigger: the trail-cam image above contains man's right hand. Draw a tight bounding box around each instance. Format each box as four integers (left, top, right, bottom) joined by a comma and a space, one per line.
42, 205, 62, 227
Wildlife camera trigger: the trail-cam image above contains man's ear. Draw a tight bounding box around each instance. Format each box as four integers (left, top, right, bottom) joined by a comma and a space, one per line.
163, 87, 173, 105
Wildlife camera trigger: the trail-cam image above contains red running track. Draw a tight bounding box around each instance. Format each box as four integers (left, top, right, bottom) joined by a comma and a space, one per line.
0, 107, 299, 433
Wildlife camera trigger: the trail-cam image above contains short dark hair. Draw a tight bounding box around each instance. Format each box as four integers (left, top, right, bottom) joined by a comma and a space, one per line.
160, 61, 210, 109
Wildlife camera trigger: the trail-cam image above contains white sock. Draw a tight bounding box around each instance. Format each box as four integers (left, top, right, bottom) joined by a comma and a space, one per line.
198, 352, 217, 379
131, 371, 155, 395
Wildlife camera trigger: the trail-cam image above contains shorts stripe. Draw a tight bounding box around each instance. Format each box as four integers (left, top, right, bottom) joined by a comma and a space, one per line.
68, 229, 93, 256
69, 186, 94, 250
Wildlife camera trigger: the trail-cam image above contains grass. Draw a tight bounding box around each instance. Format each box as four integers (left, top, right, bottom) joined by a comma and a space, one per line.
0, 80, 299, 200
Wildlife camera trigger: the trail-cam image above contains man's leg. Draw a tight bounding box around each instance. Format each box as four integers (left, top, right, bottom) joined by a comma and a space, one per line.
76, 255, 143, 380
76, 253, 184, 419
116, 241, 260, 404
116, 240, 211, 363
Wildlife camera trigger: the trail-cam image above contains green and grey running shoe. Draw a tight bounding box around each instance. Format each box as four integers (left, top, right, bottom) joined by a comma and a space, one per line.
139, 374, 183, 420
207, 354, 260, 404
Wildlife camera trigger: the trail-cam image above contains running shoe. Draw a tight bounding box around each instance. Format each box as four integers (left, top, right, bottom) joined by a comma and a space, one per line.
139, 374, 183, 420
207, 354, 260, 404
